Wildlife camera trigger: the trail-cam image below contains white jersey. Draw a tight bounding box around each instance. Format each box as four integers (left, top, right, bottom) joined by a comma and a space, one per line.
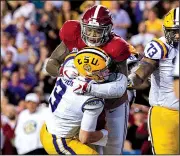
173, 50, 179, 78
144, 36, 179, 110
14, 105, 48, 154
46, 76, 104, 138
46, 52, 128, 138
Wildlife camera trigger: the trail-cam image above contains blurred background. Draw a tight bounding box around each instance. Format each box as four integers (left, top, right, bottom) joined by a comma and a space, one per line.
1, 0, 179, 155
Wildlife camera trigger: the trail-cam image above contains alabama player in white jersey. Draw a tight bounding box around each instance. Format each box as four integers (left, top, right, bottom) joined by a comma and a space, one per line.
128, 7, 179, 154
40, 47, 128, 154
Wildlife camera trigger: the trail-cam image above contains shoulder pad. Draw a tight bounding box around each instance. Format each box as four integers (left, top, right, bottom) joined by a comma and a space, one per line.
82, 97, 104, 112
103, 36, 131, 62
144, 38, 168, 59
59, 20, 80, 42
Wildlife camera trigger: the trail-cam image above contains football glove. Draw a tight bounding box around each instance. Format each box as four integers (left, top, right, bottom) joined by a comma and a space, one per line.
127, 77, 134, 90
72, 76, 96, 94
59, 66, 79, 79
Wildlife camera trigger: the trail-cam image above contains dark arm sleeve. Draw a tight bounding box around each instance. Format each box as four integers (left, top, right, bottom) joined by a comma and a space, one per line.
46, 41, 70, 77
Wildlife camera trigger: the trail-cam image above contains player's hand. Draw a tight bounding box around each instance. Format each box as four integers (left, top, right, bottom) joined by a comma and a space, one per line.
127, 77, 134, 90
72, 78, 90, 94
72, 77, 96, 94
59, 66, 79, 79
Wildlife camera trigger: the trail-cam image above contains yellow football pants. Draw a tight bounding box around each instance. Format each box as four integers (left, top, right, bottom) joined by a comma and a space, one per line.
40, 123, 98, 155
148, 106, 179, 154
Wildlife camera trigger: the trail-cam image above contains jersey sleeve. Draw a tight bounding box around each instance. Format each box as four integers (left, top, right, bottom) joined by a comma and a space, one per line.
81, 98, 104, 131
110, 37, 131, 62
82, 97, 104, 111
89, 73, 127, 99
144, 38, 168, 60
59, 20, 81, 50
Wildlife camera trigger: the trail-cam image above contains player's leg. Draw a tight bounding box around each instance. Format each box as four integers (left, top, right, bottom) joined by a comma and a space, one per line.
103, 101, 129, 154
148, 106, 179, 154
40, 123, 61, 154
40, 123, 98, 155
64, 138, 98, 155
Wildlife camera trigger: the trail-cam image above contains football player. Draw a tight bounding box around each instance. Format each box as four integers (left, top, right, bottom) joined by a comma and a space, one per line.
45, 5, 134, 154
40, 47, 127, 154
128, 7, 179, 154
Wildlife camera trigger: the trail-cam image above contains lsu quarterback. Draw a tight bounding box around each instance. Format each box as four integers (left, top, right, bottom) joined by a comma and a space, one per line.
128, 7, 179, 154
45, 5, 136, 154
40, 47, 128, 154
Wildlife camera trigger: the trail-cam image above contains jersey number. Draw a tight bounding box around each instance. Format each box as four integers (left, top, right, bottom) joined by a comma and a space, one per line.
49, 79, 67, 112
147, 43, 158, 58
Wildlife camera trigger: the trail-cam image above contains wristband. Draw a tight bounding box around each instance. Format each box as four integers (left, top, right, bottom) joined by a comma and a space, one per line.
100, 129, 108, 137
91, 129, 108, 146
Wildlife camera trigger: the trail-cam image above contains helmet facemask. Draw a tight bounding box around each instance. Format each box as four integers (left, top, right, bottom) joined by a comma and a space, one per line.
163, 26, 179, 47
87, 57, 112, 82
81, 22, 112, 47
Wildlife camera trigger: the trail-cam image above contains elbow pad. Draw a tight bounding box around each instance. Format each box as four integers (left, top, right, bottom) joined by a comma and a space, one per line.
89, 73, 127, 99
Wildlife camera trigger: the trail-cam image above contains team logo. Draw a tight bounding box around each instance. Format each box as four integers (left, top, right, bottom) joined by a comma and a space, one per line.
23, 120, 37, 134
83, 64, 91, 72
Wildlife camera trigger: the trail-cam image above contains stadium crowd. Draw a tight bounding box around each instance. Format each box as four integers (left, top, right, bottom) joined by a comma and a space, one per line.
1, 0, 179, 155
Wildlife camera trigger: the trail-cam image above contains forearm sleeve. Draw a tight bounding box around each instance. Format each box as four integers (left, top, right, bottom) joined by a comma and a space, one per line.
46, 41, 69, 77
129, 57, 158, 88
89, 73, 127, 99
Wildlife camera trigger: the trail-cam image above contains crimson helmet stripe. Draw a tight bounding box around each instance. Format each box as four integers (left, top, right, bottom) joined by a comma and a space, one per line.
92, 5, 102, 20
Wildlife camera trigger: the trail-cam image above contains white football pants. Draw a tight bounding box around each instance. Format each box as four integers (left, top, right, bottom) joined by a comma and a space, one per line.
103, 101, 129, 154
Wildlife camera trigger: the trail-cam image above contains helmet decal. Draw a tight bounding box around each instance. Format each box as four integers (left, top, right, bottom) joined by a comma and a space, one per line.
74, 47, 112, 82
92, 5, 101, 20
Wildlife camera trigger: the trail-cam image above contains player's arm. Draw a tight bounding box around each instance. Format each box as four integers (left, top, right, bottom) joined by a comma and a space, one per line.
46, 41, 70, 77
128, 39, 167, 89
85, 57, 128, 99
128, 57, 158, 89
79, 98, 108, 145
46, 20, 81, 77
59, 52, 79, 79
115, 59, 128, 76
87, 42, 133, 98
89, 73, 127, 99
72, 59, 128, 98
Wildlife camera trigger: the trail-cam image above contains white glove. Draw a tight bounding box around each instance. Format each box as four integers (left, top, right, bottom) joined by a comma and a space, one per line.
127, 89, 136, 105
72, 77, 96, 94
59, 66, 78, 79
127, 73, 135, 89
